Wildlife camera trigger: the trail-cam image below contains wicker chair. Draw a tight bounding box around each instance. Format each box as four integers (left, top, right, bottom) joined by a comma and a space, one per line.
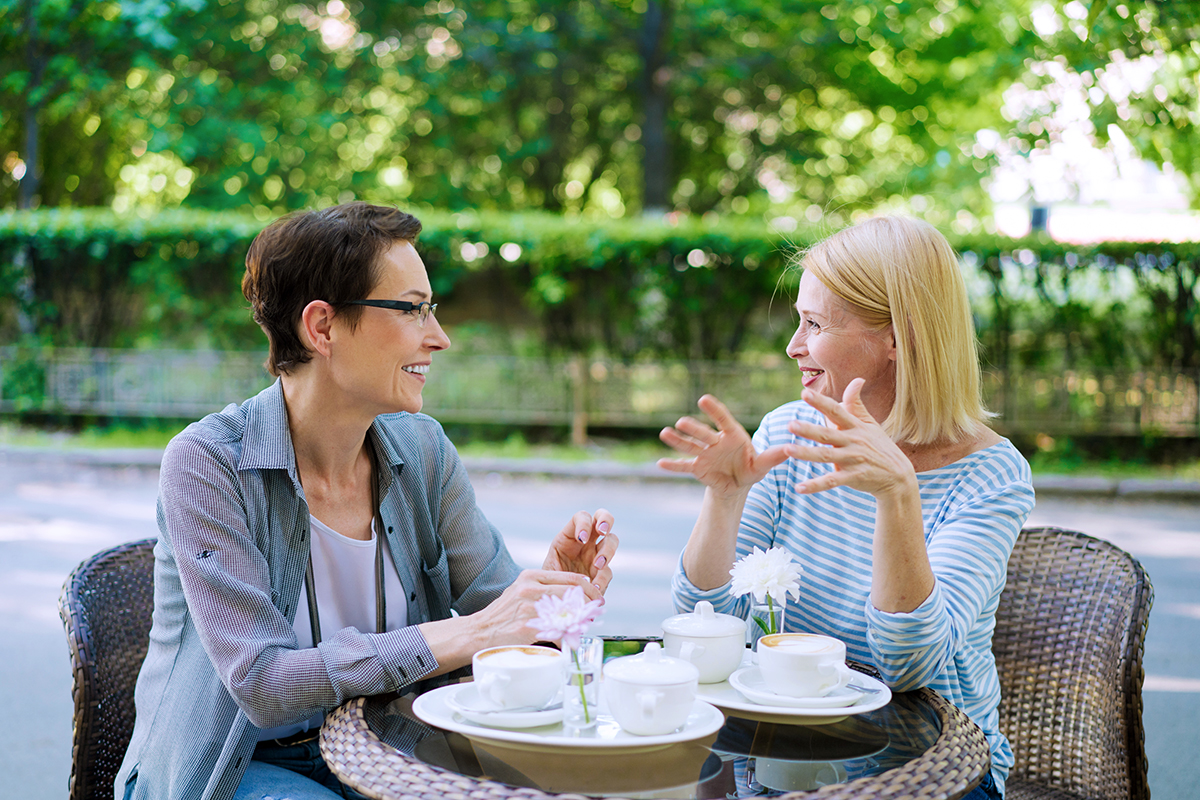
995, 527, 1153, 800
59, 538, 157, 800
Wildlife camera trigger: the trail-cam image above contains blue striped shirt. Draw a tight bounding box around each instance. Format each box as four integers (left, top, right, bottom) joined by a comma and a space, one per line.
672, 400, 1035, 791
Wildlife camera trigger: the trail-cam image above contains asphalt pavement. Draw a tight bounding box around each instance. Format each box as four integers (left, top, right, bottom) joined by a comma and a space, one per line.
2, 446, 1198, 800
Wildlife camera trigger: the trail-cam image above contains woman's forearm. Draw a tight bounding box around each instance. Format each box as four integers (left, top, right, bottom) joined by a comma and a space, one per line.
417, 615, 486, 676
681, 486, 751, 590
870, 476, 935, 613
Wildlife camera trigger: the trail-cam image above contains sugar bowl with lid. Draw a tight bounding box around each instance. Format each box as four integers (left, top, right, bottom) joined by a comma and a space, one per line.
602, 642, 699, 735
661, 600, 748, 683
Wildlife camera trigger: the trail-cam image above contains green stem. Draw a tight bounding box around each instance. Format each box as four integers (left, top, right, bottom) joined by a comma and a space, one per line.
768, 594, 777, 634
572, 647, 591, 723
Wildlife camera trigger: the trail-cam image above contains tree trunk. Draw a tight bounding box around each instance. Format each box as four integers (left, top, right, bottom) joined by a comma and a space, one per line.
638, 0, 672, 214
19, 0, 44, 209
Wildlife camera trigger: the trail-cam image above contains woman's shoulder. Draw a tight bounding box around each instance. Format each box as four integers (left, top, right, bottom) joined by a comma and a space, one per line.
919, 434, 1033, 502
756, 399, 821, 438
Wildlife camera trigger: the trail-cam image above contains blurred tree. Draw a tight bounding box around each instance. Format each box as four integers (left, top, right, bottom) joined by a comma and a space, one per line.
1007, 0, 1200, 204
348, 0, 1042, 227
4, 0, 1053, 229
0, 0, 199, 208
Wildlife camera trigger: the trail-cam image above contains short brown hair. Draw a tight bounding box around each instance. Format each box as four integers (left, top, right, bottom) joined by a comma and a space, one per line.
242, 202, 422, 376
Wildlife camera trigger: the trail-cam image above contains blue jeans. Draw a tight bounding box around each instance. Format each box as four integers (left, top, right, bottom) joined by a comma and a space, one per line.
121, 739, 368, 800
234, 739, 369, 800
961, 771, 1003, 800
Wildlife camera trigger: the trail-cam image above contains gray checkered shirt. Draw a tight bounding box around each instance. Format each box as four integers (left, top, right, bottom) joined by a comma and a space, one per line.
116, 380, 520, 800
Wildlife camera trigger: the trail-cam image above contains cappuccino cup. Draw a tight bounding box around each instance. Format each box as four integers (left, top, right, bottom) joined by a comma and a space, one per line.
756, 633, 853, 698
471, 645, 565, 710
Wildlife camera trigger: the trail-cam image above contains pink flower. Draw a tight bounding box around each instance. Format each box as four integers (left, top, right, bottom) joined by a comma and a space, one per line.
528, 586, 604, 650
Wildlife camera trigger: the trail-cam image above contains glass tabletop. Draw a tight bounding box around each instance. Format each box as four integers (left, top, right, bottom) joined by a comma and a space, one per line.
360, 687, 943, 798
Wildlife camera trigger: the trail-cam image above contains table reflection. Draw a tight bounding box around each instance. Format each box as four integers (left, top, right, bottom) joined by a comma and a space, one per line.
361, 690, 943, 798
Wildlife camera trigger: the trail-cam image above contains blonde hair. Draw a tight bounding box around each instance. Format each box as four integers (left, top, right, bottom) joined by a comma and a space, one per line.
798, 216, 989, 445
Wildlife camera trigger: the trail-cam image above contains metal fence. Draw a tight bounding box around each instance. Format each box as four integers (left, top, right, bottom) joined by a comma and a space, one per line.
2, 347, 1198, 438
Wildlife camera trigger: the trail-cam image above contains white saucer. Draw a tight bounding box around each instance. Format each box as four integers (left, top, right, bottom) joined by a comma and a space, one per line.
697, 656, 891, 725
444, 685, 565, 729
728, 667, 864, 708
413, 683, 725, 753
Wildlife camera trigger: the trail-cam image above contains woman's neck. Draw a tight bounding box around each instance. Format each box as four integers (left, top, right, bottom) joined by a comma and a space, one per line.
279, 369, 374, 485
900, 426, 1003, 474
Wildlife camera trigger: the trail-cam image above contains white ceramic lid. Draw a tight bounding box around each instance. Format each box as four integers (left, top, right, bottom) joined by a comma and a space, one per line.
603, 642, 699, 685
661, 600, 747, 638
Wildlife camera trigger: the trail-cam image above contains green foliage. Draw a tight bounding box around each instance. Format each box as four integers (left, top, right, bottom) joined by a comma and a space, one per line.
3, 0, 1050, 227
0, 207, 265, 348
958, 233, 1200, 373
2, 208, 1198, 376
996, 2, 1200, 205
0, 207, 799, 359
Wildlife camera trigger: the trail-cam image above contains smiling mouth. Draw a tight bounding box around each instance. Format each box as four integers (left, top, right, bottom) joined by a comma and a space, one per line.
799, 368, 824, 379
402, 364, 429, 375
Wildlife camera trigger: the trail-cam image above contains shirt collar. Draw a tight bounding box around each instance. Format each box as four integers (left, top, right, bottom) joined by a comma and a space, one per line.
236, 379, 296, 475
236, 380, 408, 479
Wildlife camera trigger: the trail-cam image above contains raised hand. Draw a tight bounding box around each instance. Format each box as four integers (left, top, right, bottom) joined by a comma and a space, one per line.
658, 394, 791, 498
469, 568, 600, 650
786, 378, 916, 499
542, 509, 618, 593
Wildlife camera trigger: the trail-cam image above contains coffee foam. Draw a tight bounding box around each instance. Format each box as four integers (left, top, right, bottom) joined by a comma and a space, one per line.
762, 635, 841, 654
477, 647, 560, 667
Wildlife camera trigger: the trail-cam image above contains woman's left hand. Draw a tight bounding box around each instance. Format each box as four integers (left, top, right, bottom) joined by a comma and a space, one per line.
786, 378, 917, 500
542, 509, 618, 593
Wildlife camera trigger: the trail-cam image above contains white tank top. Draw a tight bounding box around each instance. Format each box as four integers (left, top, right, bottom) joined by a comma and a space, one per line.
256, 514, 407, 741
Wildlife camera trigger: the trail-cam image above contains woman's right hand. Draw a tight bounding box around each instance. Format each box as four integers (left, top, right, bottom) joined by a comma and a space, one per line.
468, 568, 601, 651
658, 394, 791, 498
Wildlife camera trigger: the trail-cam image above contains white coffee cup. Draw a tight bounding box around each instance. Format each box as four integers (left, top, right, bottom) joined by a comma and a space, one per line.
661, 600, 748, 684
471, 645, 565, 710
756, 633, 854, 698
603, 642, 699, 735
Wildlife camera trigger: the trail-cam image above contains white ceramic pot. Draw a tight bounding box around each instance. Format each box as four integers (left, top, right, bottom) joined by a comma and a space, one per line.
603, 642, 699, 735
661, 600, 748, 683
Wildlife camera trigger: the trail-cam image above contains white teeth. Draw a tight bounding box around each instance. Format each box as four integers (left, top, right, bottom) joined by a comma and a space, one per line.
800, 368, 824, 377
403, 364, 429, 375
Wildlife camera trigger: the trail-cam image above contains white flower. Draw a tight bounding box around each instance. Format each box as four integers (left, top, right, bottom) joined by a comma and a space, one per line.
729, 546, 802, 605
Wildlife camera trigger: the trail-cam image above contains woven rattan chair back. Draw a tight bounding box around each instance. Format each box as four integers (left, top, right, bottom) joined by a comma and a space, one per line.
59, 538, 157, 800
995, 527, 1153, 800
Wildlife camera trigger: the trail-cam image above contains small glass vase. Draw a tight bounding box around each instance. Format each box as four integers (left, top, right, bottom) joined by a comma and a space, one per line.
748, 598, 784, 651
563, 635, 602, 731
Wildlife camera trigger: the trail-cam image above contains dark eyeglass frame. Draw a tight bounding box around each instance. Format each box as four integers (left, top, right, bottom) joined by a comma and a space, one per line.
345, 299, 438, 327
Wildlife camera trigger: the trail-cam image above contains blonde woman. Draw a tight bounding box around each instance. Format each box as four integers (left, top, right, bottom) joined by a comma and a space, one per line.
660, 217, 1033, 800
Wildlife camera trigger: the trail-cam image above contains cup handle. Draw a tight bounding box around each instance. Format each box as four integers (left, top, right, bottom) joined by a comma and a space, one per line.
830, 663, 854, 692
817, 662, 854, 694
478, 673, 510, 705
637, 688, 663, 720
678, 641, 705, 663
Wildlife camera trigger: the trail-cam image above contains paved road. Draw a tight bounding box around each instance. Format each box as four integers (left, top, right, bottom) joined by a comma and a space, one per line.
2, 452, 1196, 799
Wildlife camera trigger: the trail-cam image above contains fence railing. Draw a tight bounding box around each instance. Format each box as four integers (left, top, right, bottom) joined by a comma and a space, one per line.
2, 347, 1198, 439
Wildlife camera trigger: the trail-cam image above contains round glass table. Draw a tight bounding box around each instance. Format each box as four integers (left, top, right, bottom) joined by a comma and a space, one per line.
321, 681, 989, 800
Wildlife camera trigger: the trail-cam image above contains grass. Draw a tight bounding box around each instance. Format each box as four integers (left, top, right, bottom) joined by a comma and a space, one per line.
3, 421, 1198, 480
0, 421, 188, 450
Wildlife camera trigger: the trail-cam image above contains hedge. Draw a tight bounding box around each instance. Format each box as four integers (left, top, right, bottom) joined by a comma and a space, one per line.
2, 207, 1199, 375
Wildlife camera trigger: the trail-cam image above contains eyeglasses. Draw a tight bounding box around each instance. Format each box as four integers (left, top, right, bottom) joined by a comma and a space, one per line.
345, 299, 438, 327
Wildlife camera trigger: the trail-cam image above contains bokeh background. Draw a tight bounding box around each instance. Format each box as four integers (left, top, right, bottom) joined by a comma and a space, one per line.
2, 1, 1200, 456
